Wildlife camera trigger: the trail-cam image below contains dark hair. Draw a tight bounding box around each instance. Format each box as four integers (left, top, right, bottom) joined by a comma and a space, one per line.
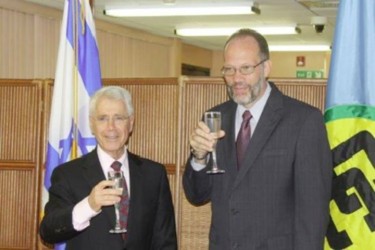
224, 28, 269, 60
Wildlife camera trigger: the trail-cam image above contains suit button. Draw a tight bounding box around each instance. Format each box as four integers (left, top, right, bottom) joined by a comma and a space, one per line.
54, 227, 66, 233
231, 208, 238, 215
231, 242, 239, 249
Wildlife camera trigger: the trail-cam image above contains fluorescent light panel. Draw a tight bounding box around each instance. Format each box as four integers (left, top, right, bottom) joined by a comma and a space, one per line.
269, 45, 331, 51
104, 2, 260, 17
175, 26, 300, 36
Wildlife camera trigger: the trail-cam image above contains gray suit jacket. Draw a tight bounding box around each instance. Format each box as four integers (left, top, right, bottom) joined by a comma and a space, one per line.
183, 82, 332, 250
40, 149, 177, 250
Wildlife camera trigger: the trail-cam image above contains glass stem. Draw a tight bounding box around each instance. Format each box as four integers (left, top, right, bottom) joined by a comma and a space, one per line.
114, 204, 121, 228
212, 149, 218, 169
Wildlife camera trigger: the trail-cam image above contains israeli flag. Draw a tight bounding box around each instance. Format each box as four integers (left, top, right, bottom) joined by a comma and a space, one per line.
43, 0, 102, 249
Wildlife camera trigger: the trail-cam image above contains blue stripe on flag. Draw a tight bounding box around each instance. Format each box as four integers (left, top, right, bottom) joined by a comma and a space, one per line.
66, 0, 74, 48
44, 144, 59, 190
78, 131, 98, 155
55, 243, 66, 250
59, 122, 74, 163
44, 123, 73, 189
78, 16, 102, 96
66, 0, 101, 96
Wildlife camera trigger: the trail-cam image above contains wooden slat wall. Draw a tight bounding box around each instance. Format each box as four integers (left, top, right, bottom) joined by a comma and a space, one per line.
0, 77, 326, 250
272, 78, 327, 112
0, 80, 44, 250
178, 77, 228, 249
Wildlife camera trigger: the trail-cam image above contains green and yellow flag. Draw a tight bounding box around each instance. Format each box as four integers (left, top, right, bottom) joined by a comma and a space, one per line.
324, 1, 375, 249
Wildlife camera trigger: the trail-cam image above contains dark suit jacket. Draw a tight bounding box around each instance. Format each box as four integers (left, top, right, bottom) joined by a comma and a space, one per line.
183, 82, 332, 250
40, 149, 177, 250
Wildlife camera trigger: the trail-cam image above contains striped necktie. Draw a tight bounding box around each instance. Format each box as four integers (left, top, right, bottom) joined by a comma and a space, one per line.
236, 111, 252, 168
110, 161, 129, 230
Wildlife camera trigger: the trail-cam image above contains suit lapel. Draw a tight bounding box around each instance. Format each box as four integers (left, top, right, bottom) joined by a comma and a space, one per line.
125, 152, 143, 231
232, 83, 284, 190
82, 149, 106, 187
219, 102, 239, 181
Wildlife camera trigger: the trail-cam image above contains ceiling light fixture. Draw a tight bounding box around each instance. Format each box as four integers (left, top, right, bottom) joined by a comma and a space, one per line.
269, 45, 331, 51
175, 26, 300, 37
104, 2, 260, 17
162, 0, 176, 5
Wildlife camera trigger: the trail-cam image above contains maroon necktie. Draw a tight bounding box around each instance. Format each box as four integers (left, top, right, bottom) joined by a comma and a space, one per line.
110, 161, 129, 230
236, 111, 252, 168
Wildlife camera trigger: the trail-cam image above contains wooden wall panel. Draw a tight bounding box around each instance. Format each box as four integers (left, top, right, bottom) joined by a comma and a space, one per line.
0, 80, 43, 161
177, 77, 227, 249
97, 32, 134, 78
0, 80, 43, 250
0, 164, 37, 250
0, 8, 35, 78
272, 78, 327, 111
180, 195, 211, 250
131, 40, 172, 77
33, 16, 60, 78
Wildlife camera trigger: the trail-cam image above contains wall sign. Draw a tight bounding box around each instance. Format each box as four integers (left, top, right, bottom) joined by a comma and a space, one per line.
296, 70, 324, 79
296, 56, 305, 67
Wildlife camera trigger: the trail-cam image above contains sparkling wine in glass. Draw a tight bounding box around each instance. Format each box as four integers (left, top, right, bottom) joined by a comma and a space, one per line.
107, 170, 127, 233
204, 111, 225, 174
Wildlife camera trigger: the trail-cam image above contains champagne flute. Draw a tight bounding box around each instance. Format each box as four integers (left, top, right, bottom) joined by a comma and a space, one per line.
107, 170, 127, 233
204, 111, 225, 174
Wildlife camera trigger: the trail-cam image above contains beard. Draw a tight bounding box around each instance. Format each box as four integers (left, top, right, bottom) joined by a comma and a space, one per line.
226, 74, 265, 107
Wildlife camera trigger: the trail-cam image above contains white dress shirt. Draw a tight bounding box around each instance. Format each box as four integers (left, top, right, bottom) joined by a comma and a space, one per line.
72, 145, 130, 231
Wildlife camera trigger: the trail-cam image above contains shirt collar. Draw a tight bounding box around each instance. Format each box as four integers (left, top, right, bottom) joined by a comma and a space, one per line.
97, 145, 128, 172
237, 81, 271, 123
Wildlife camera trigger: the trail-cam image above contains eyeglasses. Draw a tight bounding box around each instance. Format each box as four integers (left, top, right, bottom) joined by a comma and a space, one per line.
221, 58, 268, 76
94, 115, 129, 125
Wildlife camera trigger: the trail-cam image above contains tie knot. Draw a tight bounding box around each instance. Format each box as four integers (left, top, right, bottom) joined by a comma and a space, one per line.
242, 110, 252, 121
110, 161, 122, 171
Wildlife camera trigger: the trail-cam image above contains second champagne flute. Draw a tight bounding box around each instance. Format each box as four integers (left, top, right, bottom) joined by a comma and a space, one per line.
107, 170, 127, 233
204, 111, 225, 174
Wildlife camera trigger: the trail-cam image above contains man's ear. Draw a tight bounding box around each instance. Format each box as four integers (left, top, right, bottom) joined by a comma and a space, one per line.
128, 115, 135, 133
263, 60, 272, 78
89, 116, 95, 135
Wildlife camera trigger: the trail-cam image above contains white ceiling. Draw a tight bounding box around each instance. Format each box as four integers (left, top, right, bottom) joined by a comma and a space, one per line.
25, 0, 339, 51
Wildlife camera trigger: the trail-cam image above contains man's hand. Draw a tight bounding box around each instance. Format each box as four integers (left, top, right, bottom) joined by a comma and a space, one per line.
190, 121, 225, 164
87, 180, 122, 212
